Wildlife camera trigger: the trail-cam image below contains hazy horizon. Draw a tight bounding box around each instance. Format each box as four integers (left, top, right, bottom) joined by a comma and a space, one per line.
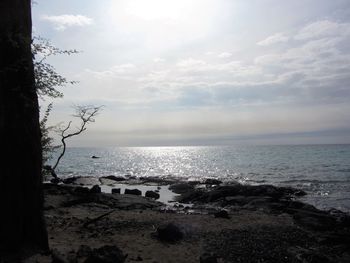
33, 0, 350, 147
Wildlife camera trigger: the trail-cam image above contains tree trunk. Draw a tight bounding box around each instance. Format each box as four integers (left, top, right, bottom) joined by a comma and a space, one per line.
0, 0, 48, 255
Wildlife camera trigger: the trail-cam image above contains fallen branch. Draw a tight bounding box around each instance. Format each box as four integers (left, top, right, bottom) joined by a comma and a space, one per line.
83, 210, 115, 228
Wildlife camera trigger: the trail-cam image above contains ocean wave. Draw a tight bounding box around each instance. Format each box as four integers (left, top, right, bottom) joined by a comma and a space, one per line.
279, 179, 348, 184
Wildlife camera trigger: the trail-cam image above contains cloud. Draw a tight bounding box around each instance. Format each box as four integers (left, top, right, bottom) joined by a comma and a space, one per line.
257, 33, 289, 46
218, 52, 232, 58
295, 20, 350, 40
176, 58, 207, 68
86, 63, 136, 79
41, 14, 93, 31
72, 18, 350, 117
153, 58, 165, 63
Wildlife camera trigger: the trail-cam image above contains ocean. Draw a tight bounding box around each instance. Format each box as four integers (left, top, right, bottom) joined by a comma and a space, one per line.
50, 144, 350, 212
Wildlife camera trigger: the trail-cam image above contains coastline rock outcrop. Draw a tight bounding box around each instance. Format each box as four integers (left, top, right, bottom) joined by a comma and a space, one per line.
111, 188, 121, 194
34, 183, 350, 263
204, 179, 222, 185
101, 175, 126, 182
89, 185, 101, 194
145, 190, 160, 199
124, 189, 142, 196
169, 183, 194, 194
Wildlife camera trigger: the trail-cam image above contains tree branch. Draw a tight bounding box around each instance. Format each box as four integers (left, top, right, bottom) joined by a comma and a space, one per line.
51, 105, 102, 175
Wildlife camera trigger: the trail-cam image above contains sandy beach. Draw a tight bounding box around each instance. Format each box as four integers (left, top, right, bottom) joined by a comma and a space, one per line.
20, 177, 350, 263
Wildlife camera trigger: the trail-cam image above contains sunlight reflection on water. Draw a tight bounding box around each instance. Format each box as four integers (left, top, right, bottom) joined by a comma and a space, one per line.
52, 145, 350, 211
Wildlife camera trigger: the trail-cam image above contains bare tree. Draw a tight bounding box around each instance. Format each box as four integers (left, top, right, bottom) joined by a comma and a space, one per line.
49, 105, 102, 181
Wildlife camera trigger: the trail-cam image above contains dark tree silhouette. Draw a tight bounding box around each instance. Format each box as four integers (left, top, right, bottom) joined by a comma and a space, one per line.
0, 0, 48, 255
32, 38, 78, 165
49, 105, 102, 181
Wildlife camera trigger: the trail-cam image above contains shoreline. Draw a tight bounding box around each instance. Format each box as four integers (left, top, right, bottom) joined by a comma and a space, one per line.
46, 174, 350, 212
20, 177, 350, 262
49, 144, 350, 213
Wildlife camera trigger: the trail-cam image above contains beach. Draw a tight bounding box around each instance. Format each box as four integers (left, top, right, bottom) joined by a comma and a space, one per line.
23, 177, 350, 263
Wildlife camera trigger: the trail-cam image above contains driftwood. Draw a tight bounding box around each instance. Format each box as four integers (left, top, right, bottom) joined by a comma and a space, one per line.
83, 210, 115, 228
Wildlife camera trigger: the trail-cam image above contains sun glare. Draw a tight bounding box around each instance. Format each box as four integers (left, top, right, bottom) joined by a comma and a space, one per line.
107, 0, 219, 51
125, 0, 196, 22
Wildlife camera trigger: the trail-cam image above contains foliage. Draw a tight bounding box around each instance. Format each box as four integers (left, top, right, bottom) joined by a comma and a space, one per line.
32, 37, 78, 99
32, 37, 78, 163
39, 103, 60, 164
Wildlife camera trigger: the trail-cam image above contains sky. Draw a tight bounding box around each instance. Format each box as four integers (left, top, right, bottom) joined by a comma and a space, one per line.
32, 0, 350, 146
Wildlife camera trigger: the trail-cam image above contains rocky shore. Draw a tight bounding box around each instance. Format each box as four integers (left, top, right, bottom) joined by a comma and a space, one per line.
22, 177, 350, 263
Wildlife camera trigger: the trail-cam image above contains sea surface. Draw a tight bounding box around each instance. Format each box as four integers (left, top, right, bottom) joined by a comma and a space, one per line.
50, 145, 350, 212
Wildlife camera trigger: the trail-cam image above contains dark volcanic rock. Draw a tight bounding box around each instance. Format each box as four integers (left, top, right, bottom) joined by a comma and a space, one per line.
224, 195, 272, 206
125, 189, 142, 196
328, 208, 350, 227
157, 223, 183, 242
62, 177, 80, 184
89, 185, 101, 194
139, 176, 176, 185
145, 190, 160, 199
102, 175, 126, 182
292, 210, 337, 231
169, 183, 194, 194
50, 177, 61, 184
204, 179, 222, 185
84, 245, 125, 263
181, 183, 306, 204
176, 189, 205, 203
112, 188, 121, 194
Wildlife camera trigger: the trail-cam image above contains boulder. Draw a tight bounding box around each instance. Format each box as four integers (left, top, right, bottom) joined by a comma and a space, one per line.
124, 189, 141, 196
145, 190, 160, 199
111, 188, 121, 194
157, 223, 183, 242
169, 183, 194, 194
62, 177, 79, 184
204, 179, 222, 185
84, 245, 125, 263
89, 185, 101, 194
51, 178, 61, 185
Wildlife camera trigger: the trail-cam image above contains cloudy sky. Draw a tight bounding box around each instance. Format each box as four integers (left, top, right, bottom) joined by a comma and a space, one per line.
33, 0, 350, 146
